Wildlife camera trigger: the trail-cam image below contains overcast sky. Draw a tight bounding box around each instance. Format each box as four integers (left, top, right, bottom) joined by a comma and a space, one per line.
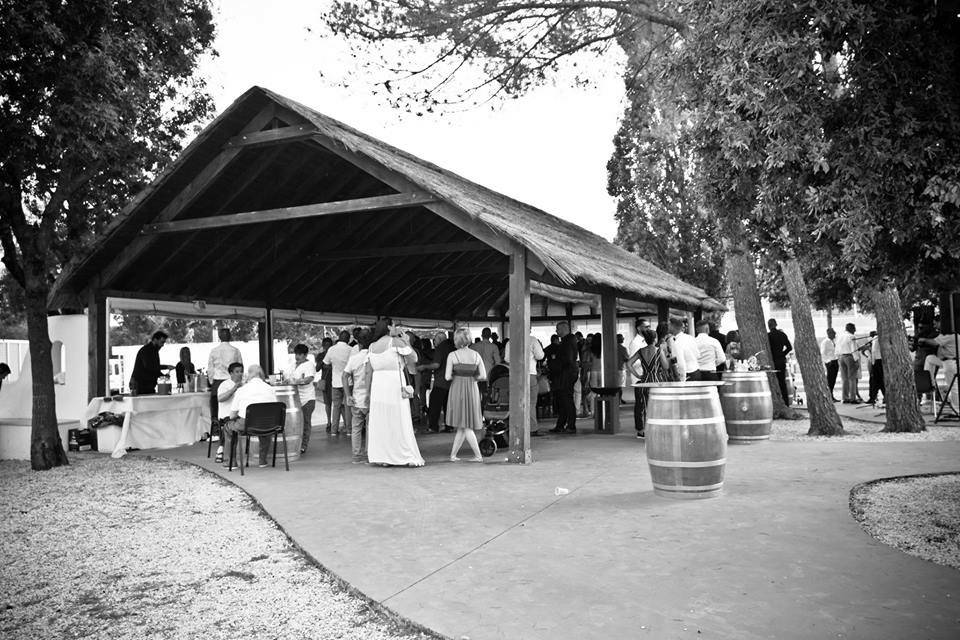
199, 0, 627, 241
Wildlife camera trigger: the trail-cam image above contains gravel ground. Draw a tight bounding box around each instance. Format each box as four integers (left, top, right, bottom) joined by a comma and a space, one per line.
851, 474, 960, 570
0, 454, 435, 640
771, 418, 960, 442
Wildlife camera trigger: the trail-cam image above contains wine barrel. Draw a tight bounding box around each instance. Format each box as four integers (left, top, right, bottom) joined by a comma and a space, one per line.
246, 384, 302, 463
719, 371, 773, 444
644, 383, 727, 499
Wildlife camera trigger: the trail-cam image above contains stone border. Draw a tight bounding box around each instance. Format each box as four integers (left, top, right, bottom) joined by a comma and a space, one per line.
849, 471, 960, 570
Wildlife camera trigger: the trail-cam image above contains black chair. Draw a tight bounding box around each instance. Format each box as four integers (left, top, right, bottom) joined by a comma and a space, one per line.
207, 418, 227, 459
914, 370, 942, 414
226, 402, 288, 475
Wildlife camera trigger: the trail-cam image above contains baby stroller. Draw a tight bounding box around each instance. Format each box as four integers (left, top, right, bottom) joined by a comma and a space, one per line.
480, 363, 510, 457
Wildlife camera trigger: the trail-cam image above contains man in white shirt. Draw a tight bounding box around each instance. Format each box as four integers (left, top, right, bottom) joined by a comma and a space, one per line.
212, 362, 244, 463
835, 323, 859, 403
343, 328, 373, 463
669, 317, 699, 382
224, 365, 277, 469
820, 328, 839, 402
920, 331, 958, 409
285, 343, 316, 455
693, 320, 725, 381
323, 330, 354, 436
207, 328, 243, 431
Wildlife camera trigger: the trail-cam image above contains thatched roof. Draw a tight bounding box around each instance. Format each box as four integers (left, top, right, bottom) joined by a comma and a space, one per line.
50, 86, 723, 317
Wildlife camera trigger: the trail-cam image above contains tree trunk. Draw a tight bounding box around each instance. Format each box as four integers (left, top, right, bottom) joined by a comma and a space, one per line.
780, 258, 844, 436
872, 285, 925, 433
725, 242, 796, 418
25, 281, 69, 470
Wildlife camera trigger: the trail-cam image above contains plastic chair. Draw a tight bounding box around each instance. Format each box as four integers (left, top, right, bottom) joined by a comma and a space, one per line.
227, 402, 288, 475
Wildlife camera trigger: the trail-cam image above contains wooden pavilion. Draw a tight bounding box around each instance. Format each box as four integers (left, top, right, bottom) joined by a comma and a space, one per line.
50, 86, 724, 463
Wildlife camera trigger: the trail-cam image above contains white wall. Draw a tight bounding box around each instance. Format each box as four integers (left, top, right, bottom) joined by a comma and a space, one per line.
0, 315, 88, 421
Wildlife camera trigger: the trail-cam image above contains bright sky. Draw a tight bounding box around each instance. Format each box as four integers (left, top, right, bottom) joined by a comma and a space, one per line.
200, 0, 626, 241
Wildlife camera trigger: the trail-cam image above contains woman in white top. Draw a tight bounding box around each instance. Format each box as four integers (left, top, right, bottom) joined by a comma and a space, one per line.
366, 320, 424, 467
445, 328, 487, 462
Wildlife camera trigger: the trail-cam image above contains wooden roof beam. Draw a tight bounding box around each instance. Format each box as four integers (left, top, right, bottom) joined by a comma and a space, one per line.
311, 240, 488, 261
224, 125, 318, 148
309, 134, 520, 258
140, 191, 438, 235
89, 103, 282, 291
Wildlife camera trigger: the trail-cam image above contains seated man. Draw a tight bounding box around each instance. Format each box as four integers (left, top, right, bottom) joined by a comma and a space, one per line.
213, 362, 244, 463
922, 331, 958, 407
223, 365, 277, 469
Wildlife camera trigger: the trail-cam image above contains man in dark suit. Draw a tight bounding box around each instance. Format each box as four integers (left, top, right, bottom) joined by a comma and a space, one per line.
549, 321, 579, 434
767, 319, 793, 404
129, 330, 173, 395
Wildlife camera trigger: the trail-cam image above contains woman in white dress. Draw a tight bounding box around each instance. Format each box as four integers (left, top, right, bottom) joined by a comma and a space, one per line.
366, 320, 425, 467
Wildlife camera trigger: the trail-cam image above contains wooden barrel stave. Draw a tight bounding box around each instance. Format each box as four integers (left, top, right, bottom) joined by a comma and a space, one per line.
645, 385, 727, 499
718, 372, 773, 444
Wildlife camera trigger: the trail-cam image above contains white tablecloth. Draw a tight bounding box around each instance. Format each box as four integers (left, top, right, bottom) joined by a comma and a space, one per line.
84, 393, 210, 458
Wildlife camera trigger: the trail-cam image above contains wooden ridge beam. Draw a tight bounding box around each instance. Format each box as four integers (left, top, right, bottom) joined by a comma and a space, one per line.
141, 191, 438, 235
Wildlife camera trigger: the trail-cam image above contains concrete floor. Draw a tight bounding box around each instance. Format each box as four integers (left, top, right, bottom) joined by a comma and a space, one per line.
148, 409, 960, 640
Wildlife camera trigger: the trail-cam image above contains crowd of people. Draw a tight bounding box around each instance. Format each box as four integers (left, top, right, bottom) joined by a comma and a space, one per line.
119, 311, 958, 468
209, 320, 540, 468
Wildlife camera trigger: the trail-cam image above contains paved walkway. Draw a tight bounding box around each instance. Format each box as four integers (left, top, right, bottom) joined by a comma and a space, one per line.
158, 418, 960, 640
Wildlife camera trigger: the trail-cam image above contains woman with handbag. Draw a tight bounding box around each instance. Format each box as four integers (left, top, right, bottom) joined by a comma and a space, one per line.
366, 319, 425, 467
627, 328, 671, 439
445, 328, 487, 462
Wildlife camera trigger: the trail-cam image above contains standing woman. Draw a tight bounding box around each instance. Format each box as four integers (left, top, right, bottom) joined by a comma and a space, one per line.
175, 347, 196, 391
445, 328, 487, 462
367, 320, 424, 467
627, 328, 671, 439
585, 333, 602, 415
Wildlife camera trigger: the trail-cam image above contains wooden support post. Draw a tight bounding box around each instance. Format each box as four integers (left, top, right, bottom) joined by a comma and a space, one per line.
259, 308, 274, 375
658, 302, 670, 326
508, 249, 532, 464
686, 310, 696, 336
598, 290, 620, 433
87, 292, 107, 399
600, 291, 619, 388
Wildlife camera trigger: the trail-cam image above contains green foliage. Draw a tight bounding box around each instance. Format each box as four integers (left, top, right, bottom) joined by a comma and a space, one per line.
0, 0, 217, 290
807, 1, 960, 305
607, 69, 725, 298
109, 313, 260, 347
324, 1, 686, 108
0, 269, 27, 339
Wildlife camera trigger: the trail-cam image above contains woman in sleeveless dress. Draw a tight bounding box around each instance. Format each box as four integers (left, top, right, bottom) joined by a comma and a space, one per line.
366, 321, 425, 467
445, 328, 486, 462
627, 328, 671, 439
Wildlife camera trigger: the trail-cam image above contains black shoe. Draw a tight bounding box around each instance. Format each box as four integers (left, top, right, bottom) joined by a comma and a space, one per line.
563, 427, 577, 434
531, 429, 544, 437
325, 426, 331, 434
442, 427, 455, 433
832, 397, 840, 402
636, 432, 645, 439
548, 427, 565, 433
